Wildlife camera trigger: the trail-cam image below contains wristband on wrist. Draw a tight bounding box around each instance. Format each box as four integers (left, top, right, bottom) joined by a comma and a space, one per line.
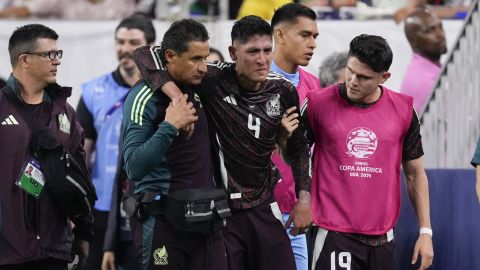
419, 227, 433, 237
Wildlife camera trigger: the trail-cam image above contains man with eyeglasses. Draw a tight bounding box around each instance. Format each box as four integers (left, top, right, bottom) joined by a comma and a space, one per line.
0, 24, 92, 269
23, 49, 63, 60
75, 14, 155, 270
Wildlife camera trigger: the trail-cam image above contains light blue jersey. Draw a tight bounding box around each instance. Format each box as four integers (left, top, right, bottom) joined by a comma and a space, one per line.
81, 73, 130, 211
271, 60, 300, 87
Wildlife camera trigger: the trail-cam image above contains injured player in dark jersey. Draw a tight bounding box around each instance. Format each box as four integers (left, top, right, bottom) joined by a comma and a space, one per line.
133, 15, 312, 270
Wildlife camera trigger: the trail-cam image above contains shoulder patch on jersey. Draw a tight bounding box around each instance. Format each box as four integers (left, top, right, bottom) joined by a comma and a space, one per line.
150, 45, 166, 71
300, 98, 308, 116
130, 85, 153, 126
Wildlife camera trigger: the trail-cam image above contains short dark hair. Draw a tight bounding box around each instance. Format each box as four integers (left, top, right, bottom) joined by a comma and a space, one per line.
160, 19, 209, 63
348, 34, 393, 72
116, 14, 156, 44
271, 3, 317, 29
231, 15, 272, 44
8, 24, 58, 67
209, 47, 224, 62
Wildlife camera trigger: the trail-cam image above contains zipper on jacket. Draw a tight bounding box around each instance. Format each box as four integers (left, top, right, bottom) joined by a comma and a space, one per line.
35, 199, 40, 240
65, 151, 70, 167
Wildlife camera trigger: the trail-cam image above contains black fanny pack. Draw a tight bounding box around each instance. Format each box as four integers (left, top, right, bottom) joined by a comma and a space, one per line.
36, 133, 97, 219
129, 188, 231, 235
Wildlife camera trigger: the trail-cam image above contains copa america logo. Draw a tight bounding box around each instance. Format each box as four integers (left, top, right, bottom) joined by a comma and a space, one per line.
345, 127, 378, 159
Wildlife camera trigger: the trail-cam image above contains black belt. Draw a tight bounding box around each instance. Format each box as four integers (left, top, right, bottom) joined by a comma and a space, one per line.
141, 199, 165, 216
341, 231, 391, 247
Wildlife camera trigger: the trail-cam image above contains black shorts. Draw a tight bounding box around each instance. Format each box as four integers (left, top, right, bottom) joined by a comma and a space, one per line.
223, 197, 296, 270
132, 214, 227, 270
311, 228, 394, 270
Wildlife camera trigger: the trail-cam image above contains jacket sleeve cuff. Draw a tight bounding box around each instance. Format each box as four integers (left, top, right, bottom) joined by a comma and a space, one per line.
159, 121, 179, 135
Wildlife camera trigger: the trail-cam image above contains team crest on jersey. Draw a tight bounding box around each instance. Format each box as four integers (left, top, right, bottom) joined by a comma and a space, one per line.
58, 113, 70, 134
266, 94, 281, 117
153, 246, 168, 266
345, 127, 378, 159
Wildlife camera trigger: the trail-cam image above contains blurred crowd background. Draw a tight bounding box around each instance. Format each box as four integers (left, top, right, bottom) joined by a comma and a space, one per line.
0, 0, 473, 21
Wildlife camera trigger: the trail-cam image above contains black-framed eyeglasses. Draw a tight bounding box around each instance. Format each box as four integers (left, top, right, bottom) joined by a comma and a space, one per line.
23, 50, 63, 60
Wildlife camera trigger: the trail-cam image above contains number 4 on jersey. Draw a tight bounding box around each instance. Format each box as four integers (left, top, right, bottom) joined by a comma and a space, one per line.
248, 113, 261, 138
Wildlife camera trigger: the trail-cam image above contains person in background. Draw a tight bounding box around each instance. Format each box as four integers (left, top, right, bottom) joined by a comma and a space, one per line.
0, 23, 92, 270
270, 3, 319, 270
135, 0, 243, 19
319, 51, 348, 88
394, 0, 472, 23
301, 0, 356, 9
101, 155, 139, 270
75, 15, 156, 270
0, 0, 135, 19
207, 47, 225, 62
400, 9, 447, 113
236, 0, 293, 19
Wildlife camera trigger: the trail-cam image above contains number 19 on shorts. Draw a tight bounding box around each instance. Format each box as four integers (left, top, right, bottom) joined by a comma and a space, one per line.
331, 251, 351, 270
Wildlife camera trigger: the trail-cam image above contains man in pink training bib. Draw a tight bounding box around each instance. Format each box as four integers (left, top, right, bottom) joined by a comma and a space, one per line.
302, 34, 434, 270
